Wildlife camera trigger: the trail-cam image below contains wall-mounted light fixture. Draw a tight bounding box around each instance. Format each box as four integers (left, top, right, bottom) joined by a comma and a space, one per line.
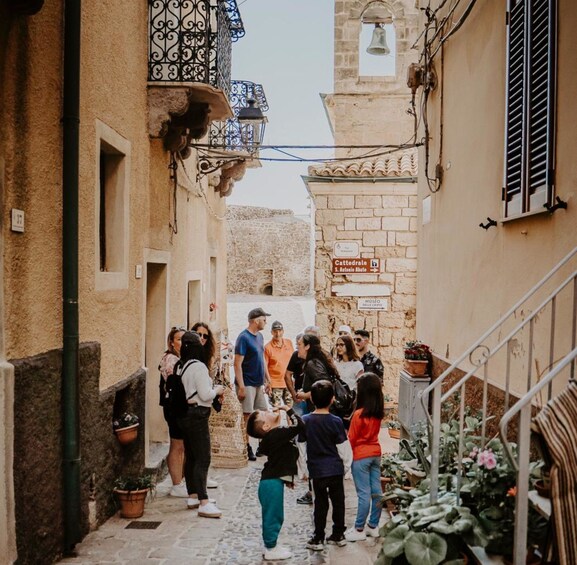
237, 98, 267, 152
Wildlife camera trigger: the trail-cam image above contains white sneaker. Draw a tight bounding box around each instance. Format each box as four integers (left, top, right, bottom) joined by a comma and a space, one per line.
263, 545, 292, 560
186, 497, 215, 509
365, 525, 381, 538
169, 482, 188, 498
207, 477, 219, 489
345, 528, 367, 542
198, 501, 222, 518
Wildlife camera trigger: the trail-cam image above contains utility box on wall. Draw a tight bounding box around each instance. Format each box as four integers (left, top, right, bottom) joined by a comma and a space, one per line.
398, 370, 430, 434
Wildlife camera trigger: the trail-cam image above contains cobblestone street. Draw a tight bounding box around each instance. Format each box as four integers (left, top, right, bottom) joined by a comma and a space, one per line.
60, 428, 397, 565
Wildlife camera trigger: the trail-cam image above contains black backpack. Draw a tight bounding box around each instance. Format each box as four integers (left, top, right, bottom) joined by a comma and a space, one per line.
165, 359, 198, 419
329, 374, 356, 419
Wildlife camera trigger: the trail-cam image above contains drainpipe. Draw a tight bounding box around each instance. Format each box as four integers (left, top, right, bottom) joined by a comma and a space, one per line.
62, 0, 81, 553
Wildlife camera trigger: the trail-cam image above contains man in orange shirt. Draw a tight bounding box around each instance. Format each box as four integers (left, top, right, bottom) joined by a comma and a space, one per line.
264, 321, 294, 408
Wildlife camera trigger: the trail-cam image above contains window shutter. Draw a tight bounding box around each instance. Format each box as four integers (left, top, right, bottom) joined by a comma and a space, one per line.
526, 0, 556, 210
504, 0, 526, 217
503, 0, 556, 218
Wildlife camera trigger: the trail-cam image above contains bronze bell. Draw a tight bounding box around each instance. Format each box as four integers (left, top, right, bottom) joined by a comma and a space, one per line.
366, 23, 390, 56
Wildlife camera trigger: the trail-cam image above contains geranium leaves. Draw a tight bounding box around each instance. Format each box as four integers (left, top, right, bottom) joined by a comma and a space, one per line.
405, 532, 447, 565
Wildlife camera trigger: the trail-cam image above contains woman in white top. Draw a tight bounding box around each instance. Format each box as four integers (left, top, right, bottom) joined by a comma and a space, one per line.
177, 331, 225, 518
335, 334, 364, 391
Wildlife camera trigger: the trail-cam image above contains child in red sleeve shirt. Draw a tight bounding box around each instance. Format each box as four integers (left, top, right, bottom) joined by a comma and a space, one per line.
345, 372, 385, 541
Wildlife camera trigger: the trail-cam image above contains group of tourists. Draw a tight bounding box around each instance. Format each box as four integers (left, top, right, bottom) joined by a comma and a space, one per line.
157, 307, 387, 560
234, 308, 386, 560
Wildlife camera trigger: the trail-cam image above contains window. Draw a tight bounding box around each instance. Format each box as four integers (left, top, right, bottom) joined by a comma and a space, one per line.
503, 0, 557, 218
95, 120, 130, 290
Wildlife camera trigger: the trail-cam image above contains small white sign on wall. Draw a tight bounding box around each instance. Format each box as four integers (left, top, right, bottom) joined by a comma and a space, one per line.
332, 283, 391, 297
422, 195, 432, 225
358, 298, 389, 311
333, 241, 360, 258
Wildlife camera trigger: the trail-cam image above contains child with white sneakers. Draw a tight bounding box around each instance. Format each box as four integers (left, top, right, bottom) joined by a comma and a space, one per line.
345, 372, 384, 541
247, 405, 305, 561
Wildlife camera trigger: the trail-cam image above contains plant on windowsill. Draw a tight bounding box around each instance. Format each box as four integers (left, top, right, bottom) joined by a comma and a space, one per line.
113, 474, 155, 519
404, 341, 431, 376
113, 412, 140, 445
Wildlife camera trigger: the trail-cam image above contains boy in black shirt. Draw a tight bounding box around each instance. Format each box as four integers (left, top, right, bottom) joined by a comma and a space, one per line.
247, 405, 304, 561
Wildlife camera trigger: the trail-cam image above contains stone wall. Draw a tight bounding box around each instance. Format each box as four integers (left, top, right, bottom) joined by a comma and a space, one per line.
312, 184, 418, 398
227, 205, 311, 296
12, 343, 146, 564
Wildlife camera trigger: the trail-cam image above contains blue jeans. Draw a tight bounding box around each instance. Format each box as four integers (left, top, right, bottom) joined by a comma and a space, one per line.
258, 478, 285, 549
351, 456, 382, 530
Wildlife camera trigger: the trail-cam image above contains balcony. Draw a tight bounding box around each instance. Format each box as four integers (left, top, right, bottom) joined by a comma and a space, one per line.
200, 80, 268, 196
147, 0, 245, 152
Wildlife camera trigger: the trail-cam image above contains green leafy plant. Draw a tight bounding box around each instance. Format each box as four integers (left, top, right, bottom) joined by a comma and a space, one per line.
387, 420, 401, 430
113, 474, 155, 492
404, 341, 431, 361
376, 491, 486, 565
113, 412, 140, 430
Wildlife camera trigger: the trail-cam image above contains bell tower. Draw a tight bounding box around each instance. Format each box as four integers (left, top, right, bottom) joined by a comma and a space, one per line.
324, 0, 420, 156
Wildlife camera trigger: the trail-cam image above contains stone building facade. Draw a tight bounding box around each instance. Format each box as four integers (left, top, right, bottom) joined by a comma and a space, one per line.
227, 205, 311, 296
305, 155, 418, 395
304, 0, 420, 396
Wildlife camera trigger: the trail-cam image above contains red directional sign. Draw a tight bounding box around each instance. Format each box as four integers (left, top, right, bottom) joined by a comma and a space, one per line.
332, 258, 381, 274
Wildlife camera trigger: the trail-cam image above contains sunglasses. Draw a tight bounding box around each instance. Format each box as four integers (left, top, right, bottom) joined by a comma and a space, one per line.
197, 332, 209, 339
354, 337, 364, 343
171, 326, 186, 332
338, 331, 348, 336
336, 343, 345, 347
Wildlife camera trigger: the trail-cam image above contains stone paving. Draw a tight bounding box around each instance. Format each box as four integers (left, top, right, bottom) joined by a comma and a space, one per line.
59, 429, 398, 565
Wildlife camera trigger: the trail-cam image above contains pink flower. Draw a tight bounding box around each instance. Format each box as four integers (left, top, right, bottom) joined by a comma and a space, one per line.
477, 449, 497, 470
469, 447, 479, 459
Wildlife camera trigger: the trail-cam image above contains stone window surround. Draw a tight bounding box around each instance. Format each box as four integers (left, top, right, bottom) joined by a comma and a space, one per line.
94, 119, 131, 292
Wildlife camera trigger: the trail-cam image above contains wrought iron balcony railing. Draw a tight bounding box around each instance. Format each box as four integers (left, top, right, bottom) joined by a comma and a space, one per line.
209, 80, 269, 153
148, 0, 245, 99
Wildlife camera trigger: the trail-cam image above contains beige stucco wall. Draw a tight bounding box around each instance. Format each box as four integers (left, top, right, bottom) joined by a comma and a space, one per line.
416, 0, 577, 393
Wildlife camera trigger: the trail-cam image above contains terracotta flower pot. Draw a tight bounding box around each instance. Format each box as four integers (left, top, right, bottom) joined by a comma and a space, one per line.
534, 479, 551, 498
388, 428, 401, 439
114, 423, 139, 445
404, 359, 428, 376
384, 401, 396, 410
114, 488, 148, 518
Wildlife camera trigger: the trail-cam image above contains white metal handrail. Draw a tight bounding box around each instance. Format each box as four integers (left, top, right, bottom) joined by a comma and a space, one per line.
423, 246, 577, 504
499, 346, 577, 565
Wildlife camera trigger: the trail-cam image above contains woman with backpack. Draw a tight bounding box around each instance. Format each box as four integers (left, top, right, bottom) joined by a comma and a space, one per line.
176, 331, 225, 518
158, 326, 187, 498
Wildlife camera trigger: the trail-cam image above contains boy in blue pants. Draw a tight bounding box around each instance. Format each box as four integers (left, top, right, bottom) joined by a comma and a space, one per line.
247, 405, 304, 560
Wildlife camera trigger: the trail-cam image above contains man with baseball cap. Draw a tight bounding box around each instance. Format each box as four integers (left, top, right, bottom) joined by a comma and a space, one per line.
354, 329, 384, 381
264, 320, 293, 409
234, 307, 271, 461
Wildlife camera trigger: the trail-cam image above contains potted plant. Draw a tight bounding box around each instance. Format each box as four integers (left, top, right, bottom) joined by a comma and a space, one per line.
113, 412, 140, 445
113, 474, 155, 519
383, 393, 396, 411
376, 490, 487, 565
387, 420, 401, 439
404, 341, 431, 376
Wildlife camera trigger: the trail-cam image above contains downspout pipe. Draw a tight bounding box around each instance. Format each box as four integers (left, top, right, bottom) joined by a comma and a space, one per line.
62, 0, 81, 554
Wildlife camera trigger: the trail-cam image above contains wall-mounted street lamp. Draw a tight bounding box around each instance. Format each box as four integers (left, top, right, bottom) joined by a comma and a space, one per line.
237, 98, 268, 152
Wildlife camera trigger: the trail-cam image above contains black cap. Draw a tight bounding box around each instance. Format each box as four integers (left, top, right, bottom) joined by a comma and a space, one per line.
354, 329, 370, 338
248, 307, 271, 320
271, 321, 283, 330
181, 331, 202, 346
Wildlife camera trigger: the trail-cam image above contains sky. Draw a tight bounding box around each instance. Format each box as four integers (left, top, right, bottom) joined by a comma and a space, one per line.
228, 0, 335, 216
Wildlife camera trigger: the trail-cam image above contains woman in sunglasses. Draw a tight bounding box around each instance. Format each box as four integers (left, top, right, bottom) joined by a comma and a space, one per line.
191, 322, 216, 375
159, 326, 187, 498
191, 321, 220, 490
334, 334, 364, 392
